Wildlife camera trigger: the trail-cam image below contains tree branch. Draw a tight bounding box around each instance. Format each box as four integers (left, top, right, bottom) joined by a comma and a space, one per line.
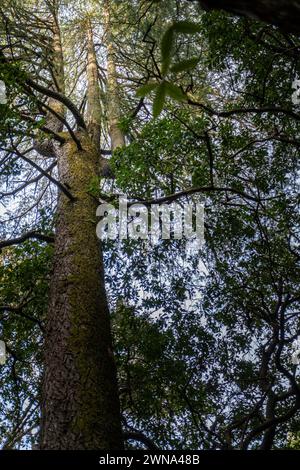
25, 77, 87, 130
187, 98, 300, 122
0, 231, 54, 250
11, 145, 76, 201
123, 431, 158, 451
129, 185, 265, 206
198, 0, 300, 35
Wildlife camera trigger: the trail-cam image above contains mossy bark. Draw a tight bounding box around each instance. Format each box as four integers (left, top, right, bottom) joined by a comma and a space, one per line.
40, 133, 123, 449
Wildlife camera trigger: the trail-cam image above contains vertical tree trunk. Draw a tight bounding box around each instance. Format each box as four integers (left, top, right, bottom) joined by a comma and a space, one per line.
87, 20, 102, 154
103, 0, 125, 150
40, 134, 123, 449
33, 14, 65, 157
40, 10, 123, 450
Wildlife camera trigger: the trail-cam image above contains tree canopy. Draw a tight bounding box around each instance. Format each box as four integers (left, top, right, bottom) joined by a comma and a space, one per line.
0, 0, 299, 450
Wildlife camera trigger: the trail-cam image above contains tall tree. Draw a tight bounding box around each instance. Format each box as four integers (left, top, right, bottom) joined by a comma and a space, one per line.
0, 0, 300, 451
1, 0, 123, 449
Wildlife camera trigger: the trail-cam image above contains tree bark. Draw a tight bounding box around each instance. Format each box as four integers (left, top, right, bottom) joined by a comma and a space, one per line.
40, 9, 123, 450
104, 0, 125, 150
86, 19, 112, 176
33, 12, 65, 158
87, 20, 102, 154
40, 133, 123, 449
199, 0, 300, 35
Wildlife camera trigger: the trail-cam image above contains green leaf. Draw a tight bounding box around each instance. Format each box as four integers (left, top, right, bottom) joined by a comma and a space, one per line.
136, 82, 158, 97
170, 57, 200, 73
173, 21, 201, 34
165, 82, 187, 102
153, 82, 167, 118
161, 26, 174, 75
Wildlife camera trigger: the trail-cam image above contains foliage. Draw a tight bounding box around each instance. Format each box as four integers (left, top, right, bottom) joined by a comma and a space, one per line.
0, 0, 300, 451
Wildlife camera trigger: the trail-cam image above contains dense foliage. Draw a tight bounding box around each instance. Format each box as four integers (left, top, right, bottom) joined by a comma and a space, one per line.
0, 0, 299, 450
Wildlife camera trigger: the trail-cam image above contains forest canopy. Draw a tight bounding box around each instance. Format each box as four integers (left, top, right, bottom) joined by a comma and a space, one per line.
0, 0, 300, 451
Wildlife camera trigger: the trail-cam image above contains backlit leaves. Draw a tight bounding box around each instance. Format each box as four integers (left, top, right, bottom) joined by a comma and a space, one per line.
170, 57, 200, 73
153, 81, 167, 118
161, 21, 201, 77
136, 82, 158, 98
137, 81, 187, 118
161, 27, 174, 76
137, 21, 200, 117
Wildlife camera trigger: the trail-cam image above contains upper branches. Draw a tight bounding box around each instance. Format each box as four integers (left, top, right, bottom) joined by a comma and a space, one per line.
199, 0, 300, 35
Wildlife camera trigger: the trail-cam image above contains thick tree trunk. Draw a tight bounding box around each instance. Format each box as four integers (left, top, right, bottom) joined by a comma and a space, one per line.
40, 9, 123, 450
40, 133, 123, 449
199, 0, 300, 35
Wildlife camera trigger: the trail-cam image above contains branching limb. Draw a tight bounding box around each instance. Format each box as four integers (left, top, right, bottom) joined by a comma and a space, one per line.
123, 431, 158, 451
11, 145, 76, 201
0, 231, 54, 250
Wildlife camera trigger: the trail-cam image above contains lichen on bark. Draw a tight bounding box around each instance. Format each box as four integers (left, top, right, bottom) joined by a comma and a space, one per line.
40, 132, 123, 449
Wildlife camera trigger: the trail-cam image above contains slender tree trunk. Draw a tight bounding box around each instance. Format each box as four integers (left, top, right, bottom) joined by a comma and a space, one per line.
40, 12, 123, 450
104, 0, 125, 150
87, 20, 102, 154
260, 392, 276, 449
33, 15, 65, 157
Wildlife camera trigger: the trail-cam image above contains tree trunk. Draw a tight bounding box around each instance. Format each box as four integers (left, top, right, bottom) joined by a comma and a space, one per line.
40, 10, 123, 450
104, 0, 125, 150
40, 133, 123, 449
87, 20, 102, 154
33, 15, 65, 158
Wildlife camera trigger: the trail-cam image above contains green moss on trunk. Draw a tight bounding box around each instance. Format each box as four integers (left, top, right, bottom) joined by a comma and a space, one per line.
40, 132, 123, 450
